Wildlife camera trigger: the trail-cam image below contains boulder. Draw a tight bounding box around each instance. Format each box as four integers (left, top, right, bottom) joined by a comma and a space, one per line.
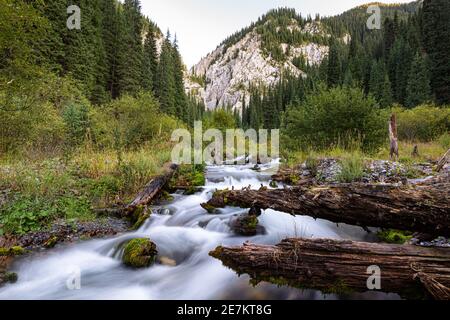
122, 238, 157, 268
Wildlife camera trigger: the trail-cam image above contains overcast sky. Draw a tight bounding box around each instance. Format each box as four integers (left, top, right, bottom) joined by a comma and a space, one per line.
140, 0, 414, 67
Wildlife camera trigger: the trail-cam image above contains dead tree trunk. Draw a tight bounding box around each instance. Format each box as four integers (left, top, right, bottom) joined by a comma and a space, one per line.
436, 148, 450, 172
389, 114, 399, 160
122, 163, 178, 217
210, 238, 450, 300
204, 176, 450, 236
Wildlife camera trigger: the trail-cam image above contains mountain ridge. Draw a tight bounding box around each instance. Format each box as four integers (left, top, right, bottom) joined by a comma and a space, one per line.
185, 1, 422, 111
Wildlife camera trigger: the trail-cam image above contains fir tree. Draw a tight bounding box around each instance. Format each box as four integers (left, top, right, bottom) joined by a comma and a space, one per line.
406, 53, 432, 108
422, 0, 450, 104
142, 26, 158, 92
326, 42, 340, 88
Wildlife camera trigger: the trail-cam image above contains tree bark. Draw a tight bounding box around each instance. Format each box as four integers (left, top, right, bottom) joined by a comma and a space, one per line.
122, 163, 178, 217
203, 176, 450, 236
436, 148, 450, 172
389, 114, 399, 160
210, 238, 450, 300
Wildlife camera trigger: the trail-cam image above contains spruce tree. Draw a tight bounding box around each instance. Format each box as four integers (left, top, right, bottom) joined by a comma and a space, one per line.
326, 42, 340, 88
142, 25, 158, 92
117, 0, 144, 96
422, 0, 450, 104
406, 53, 432, 108
172, 36, 188, 121
156, 32, 176, 115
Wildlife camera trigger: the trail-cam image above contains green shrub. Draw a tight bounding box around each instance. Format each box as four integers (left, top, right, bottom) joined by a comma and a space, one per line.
438, 132, 450, 149
282, 86, 388, 153
395, 105, 450, 142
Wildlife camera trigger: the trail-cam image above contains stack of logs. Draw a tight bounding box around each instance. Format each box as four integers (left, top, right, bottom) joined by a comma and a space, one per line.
205, 166, 450, 300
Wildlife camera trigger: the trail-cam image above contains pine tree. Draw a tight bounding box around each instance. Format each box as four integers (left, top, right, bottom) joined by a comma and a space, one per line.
156, 32, 176, 115
117, 0, 144, 96
380, 75, 393, 108
172, 35, 188, 122
142, 25, 158, 92
326, 42, 340, 88
388, 38, 413, 105
101, 0, 121, 99
406, 53, 432, 108
422, 0, 450, 104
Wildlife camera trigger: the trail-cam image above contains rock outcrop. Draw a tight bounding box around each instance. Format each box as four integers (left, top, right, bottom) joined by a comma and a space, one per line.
187, 21, 334, 111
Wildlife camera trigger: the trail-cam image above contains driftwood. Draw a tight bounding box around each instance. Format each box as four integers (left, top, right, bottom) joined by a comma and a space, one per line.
436, 148, 450, 172
204, 176, 450, 236
210, 238, 450, 300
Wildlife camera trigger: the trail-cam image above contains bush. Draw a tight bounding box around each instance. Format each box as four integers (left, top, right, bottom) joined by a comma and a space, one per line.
395, 105, 450, 142
282, 86, 388, 153
91, 92, 181, 150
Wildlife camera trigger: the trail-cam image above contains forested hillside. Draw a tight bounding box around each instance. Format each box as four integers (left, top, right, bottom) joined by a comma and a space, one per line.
239, 0, 450, 133
0, 0, 204, 156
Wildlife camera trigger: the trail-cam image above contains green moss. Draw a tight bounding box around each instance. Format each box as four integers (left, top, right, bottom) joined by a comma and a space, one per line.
160, 191, 174, 201
325, 279, 352, 295
132, 210, 151, 230
290, 174, 300, 184
201, 203, 218, 214
269, 181, 278, 188
129, 205, 152, 230
0, 246, 26, 256
169, 164, 206, 194
377, 229, 413, 244
4, 272, 18, 283
44, 236, 58, 248
122, 238, 157, 268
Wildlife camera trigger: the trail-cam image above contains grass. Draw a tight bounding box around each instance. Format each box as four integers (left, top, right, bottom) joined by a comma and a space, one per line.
285, 139, 447, 168
337, 152, 365, 183
0, 142, 172, 235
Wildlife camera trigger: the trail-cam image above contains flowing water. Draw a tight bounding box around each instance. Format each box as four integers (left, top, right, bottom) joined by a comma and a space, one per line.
0, 160, 398, 300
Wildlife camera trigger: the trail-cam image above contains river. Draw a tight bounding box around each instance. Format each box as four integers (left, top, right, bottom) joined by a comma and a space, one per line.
0, 160, 398, 299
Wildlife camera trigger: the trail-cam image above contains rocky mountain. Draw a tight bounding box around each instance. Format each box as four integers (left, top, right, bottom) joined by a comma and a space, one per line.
185, 9, 344, 111
185, 2, 422, 111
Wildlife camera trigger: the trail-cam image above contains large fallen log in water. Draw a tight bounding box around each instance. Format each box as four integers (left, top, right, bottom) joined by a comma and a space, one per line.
95, 163, 178, 219
204, 176, 450, 236
210, 238, 450, 300
123, 163, 178, 217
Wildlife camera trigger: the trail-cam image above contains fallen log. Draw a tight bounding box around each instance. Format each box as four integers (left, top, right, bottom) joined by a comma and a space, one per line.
204, 176, 450, 236
122, 163, 178, 217
210, 238, 450, 300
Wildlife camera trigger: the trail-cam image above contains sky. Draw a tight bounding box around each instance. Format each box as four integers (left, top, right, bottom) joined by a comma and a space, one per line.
140, 0, 414, 68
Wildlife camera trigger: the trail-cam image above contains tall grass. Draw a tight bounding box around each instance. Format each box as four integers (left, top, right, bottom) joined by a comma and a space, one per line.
337, 152, 365, 183
0, 143, 172, 235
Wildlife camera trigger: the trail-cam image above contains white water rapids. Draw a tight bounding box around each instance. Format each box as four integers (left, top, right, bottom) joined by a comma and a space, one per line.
0, 160, 398, 300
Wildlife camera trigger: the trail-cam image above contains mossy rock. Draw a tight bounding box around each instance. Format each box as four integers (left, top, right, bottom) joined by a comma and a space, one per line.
231, 215, 264, 236
269, 181, 278, 188
4, 272, 18, 283
130, 206, 151, 230
122, 238, 157, 268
